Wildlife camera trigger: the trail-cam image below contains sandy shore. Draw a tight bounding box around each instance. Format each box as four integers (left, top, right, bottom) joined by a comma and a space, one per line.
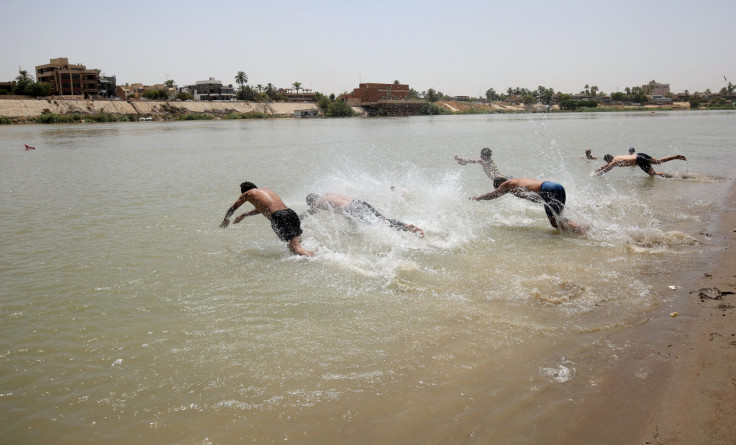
639, 180, 736, 444
560, 179, 736, 444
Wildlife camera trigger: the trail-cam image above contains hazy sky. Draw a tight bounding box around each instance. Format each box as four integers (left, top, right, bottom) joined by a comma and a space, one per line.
2, 0, 734, 96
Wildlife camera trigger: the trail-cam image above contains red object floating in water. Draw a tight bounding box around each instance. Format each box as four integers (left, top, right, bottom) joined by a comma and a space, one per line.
25, 144, 35, 150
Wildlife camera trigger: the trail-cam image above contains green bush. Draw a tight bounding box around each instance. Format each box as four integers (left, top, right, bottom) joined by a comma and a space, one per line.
180, 113, 213, 120
144, 89, 169, 100
420, 102, 450, 115
325, 99, 354, 117
224, 112, 270, 119
0, 116, 12, 124
34, 112, 82, 124
83, 113, 132, 122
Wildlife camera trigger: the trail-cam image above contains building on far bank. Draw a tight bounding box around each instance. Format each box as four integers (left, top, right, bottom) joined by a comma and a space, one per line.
277, 88, 316, 102
0, 81, 15, 94
99, 75, 117, 99
178, 78, 235, 101
294, 108, 320, 118
35, 57, 99, 99
650, 95, 673, 104
643, 80, 670, 96
343, 83, 411, 104
342, 82, 425, 116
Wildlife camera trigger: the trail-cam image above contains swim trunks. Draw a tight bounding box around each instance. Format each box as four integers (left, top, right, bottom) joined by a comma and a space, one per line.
635, 153, 654, 174
539, 181, 566, 221
344, 200, 408, 231
269, 209, 302, 241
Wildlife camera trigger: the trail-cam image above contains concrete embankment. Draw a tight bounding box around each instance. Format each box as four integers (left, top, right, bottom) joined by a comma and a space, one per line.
0, 98, 320, 119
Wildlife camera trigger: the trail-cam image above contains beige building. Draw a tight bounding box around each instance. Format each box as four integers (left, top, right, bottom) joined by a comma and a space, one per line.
36, 57, 99, 99
642, 80, 670, 96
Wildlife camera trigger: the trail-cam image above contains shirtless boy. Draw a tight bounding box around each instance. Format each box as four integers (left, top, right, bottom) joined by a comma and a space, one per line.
302, 192, 424, 238
471, 177, 587, 235
220, 182, 313, 257
594, 153, 686, 177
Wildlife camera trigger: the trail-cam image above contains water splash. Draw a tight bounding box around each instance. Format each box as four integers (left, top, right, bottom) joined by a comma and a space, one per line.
539, 359, 576, 383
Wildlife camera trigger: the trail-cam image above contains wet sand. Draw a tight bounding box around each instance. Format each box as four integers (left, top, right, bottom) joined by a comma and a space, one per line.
558, 180, 736, 444
639, 180, 736, 444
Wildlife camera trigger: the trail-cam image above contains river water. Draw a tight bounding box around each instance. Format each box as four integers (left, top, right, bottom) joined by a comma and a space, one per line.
1, 111, 734, 444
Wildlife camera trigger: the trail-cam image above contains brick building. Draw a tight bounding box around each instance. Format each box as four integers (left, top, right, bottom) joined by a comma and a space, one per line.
344, 83, 410, 104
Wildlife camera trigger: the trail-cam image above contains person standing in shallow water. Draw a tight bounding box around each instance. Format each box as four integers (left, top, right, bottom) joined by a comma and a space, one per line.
220, 181, 313, 257
582, 148, 598, 160
471, 177, 588, 235
454, 147, 503, 180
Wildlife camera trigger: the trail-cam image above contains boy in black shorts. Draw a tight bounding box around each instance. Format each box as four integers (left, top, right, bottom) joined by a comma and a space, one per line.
220, 182, 313, 257
594, 153, 686, 177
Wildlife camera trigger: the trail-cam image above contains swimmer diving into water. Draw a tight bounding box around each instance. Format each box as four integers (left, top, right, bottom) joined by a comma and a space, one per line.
454, 147, 503, 180
220, 181, 313, 257
594, 153, 687, 177
302, 193, 425, 238
471, 177, 587, 235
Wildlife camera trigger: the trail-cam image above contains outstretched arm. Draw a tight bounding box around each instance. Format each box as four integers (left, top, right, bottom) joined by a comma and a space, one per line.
454, 155, 481, 165
220, 195, 249, 228
593, 163, 615, 176
232, 209, 260, 224
471, 188, 508, 201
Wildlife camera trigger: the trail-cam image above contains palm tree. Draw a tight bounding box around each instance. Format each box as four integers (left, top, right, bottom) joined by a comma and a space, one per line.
16, 69, 32, 82
292, 81, 302, 95
265, 83, 275, 99
235, 71, 248, 90
256, 84, 263, 93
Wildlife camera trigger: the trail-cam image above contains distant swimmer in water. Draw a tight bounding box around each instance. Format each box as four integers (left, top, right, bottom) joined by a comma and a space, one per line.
628, 147, 636, 154
454, 147, 503, 180
25, 144, 35, 150
302, 192, 425, 238
582, 148, 597, 160
594, 153, 687, 177
220, 181, 313, 257
471, 177, 588, 235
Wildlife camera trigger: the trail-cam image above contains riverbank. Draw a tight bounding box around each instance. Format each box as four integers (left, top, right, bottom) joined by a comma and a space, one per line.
639, 179, 736, 444
437, 100, 692, 114
0, 98, 695, 123
0, 98, 322, 121
562, 179, 736, 444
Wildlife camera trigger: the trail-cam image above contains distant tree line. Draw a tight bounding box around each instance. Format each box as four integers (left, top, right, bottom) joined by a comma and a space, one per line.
610, 86, 648, 103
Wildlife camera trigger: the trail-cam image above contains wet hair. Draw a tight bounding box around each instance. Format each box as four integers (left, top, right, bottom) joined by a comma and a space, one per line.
240, 181, 257, 194
306, 193, 320, 206
603, 154, 613, 163
585, 148, 591, 153
493, 177, 508, 189
480, 147, 492, 159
